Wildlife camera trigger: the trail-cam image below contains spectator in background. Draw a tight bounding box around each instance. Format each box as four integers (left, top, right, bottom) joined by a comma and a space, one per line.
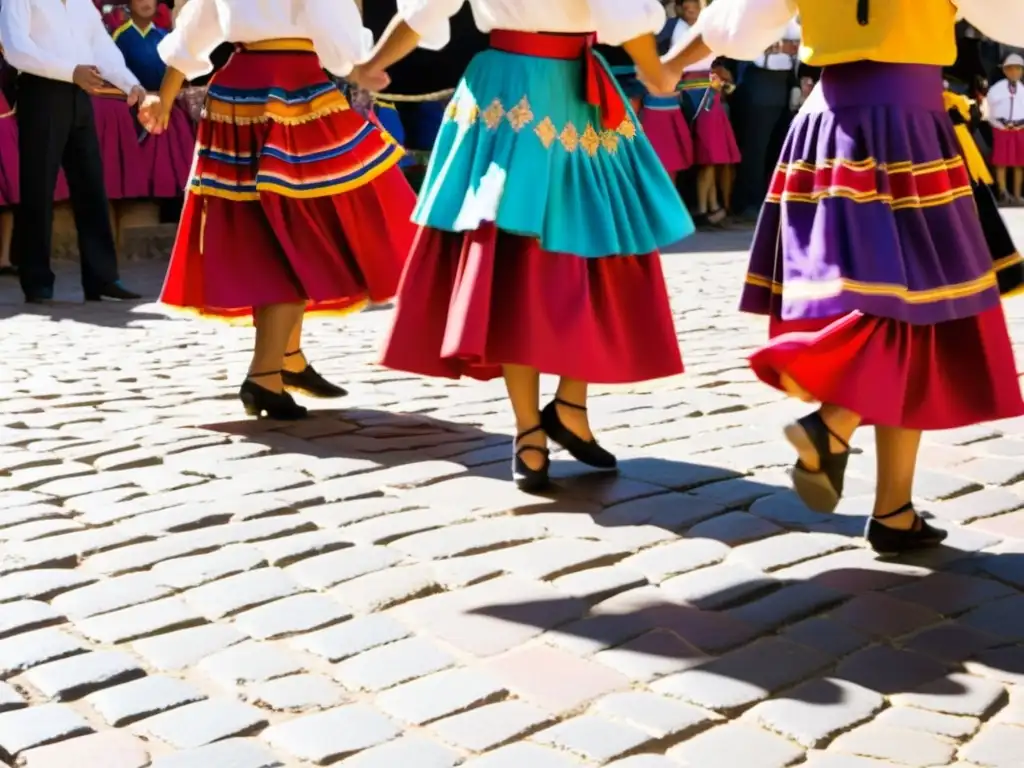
115, 0, 195, 199
0, 0, 142, 303
674, 0, 740, 229
731, 20, 801, 221
987, 53, 1024, 204
98, 1, 171, 34
114, 0, 168, 91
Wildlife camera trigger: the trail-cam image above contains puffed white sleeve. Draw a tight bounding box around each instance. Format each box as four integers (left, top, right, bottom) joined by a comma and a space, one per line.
156, 0, 224, 80
88, 8, 141, 93
300, 0, 370, 77
0, 0, 78, 83
589, 0, 667, 47
398, 0, 467, 51
669, 0, 798, 62
954, 0, 1024, 47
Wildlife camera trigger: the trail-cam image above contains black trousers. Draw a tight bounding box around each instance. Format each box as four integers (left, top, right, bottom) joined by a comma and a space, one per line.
14, 74, 120, 298
733, 68, 792, 214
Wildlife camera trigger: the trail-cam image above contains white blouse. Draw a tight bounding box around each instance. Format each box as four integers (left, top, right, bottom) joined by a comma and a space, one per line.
398, 0, 667, 51
987, 78, 1021, 124
158, 0, 372, 81
672, 21, 715, 72
668, 0, 1024, 63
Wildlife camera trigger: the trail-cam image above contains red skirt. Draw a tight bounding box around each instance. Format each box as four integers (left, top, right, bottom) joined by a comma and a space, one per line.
160, 44, 415, 321
379, 224, 684, 383
140, 103, 196, 198
750, 309, 1024, 430
992, 127, 1024, 168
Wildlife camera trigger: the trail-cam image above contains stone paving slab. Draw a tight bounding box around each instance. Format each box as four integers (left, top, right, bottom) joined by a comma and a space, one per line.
0, 217, 1023, 765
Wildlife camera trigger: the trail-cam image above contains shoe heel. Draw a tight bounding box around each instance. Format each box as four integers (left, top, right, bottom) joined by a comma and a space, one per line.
239, 374, 308, 421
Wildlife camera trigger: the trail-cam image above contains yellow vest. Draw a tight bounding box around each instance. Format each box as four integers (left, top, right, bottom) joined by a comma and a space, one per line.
798, 0, 958, 67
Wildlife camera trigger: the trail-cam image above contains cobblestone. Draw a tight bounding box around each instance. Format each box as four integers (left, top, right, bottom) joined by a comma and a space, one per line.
261, 704, 400, 763
22, 650, 144, 701
86, 675, 206, 725
2, 219, 1024, 764
133, 699, 269, 749
429, 700, 554, 752
375, 667, 507, 725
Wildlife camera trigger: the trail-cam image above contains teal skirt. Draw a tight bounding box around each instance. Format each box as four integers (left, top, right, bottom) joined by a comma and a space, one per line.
382, 41, 687, 385
412, 49, 693, 258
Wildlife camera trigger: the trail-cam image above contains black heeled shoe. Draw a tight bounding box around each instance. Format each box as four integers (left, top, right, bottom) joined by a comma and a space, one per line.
282, 350, 348, 399
540, 398, 617, 470
786, 411, 850, 513
513, 425, 551, 492
239, 371, 309, 420
866, 503, 948, 556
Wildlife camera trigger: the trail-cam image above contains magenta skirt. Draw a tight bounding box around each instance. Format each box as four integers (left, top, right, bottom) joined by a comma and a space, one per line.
140, 104, 196, 198
639, 94, 694, 174
90, 96, 148, 199
992, 126, 1024, 167
680, 74, 741, 167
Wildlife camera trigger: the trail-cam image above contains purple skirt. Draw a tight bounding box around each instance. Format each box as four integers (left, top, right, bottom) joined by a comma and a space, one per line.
740, 62, 1000, 325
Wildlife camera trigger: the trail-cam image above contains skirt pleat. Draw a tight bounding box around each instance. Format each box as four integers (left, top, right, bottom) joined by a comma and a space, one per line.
751, 307, 1023, 430
141, 104, 196, 198
90, 96, 148, 199
992, 127, 1024, 167
640, 95, 694, 174
380, 223, 683, 383
742, 62, 1024, 428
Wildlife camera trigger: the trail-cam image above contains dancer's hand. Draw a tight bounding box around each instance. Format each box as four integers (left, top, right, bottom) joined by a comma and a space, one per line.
138, 93, 170, 134
348, 65, 391, 93
126, 85, 146, 107
639, 64, 679, 98
72, 65, 105, 94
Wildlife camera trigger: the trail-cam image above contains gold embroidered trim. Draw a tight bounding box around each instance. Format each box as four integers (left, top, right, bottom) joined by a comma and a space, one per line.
445, 94, 636, 154
203, 101, 350, 126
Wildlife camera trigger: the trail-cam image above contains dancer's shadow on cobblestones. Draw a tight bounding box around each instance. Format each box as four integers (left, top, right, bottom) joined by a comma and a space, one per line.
200, 408, 787, 512
457, 546, 1024, 710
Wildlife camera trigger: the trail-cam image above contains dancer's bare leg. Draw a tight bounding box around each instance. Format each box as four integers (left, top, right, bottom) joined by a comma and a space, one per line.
250, 302, 305, 392
872, 426, 922, 527
283, 312, 307, 373
554, 378, 594, 440
504, 363, 546, 470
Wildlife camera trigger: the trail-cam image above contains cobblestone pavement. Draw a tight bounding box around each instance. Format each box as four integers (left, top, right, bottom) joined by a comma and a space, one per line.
0, 213, 1023, 768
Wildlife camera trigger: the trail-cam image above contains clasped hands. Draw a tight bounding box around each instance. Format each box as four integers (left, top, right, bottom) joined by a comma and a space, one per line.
639, 62, 689, 98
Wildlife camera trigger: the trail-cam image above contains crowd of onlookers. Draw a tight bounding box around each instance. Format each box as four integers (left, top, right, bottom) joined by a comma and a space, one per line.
0, 0, 1021, 288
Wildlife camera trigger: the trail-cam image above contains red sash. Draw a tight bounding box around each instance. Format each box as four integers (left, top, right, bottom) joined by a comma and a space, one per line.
489, 30, 627, 130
